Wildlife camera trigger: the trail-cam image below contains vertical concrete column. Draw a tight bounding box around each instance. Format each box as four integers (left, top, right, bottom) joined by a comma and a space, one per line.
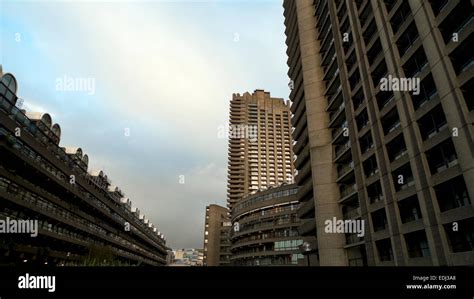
295, 0, 347, 266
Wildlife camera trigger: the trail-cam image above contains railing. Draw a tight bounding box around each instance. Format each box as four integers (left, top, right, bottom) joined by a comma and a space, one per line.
338, 161, 354, 178
335, 141, 351, 158
332, 123, 347, 140
387, 121, 401, 134
346, 233, 364, 245
330, 102, 345, 123
343, 207, 360, 220
340, 184, 357, 198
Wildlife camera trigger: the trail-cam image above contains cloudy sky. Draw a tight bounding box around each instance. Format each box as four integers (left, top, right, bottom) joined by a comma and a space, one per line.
0, 0, 290, 249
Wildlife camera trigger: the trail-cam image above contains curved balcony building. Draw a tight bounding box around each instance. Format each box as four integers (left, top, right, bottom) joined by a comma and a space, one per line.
230, 183, 312, 266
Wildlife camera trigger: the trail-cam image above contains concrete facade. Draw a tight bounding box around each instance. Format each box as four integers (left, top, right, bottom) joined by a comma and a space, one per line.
283, 0, 473, 266
227, 90, 295, 211
0, 70, 169, 266
203, 204, 231, 266
230, 183, 313, 266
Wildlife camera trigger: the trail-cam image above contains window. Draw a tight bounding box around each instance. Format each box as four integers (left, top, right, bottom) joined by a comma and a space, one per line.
425, 139, 458, 175
367, 181, 384, 203
444, 218, 474, 253
390, 0, 411, 34
356, 109, 369, 131
376, 238, 393, 261
291, 253, 304, 264
359, 131, 374, 154
461, 78, 474, 111
403, 46, 428, 78
392, 163, 414, 191
429, 0, 448, 16
405, 230, 431, 258
438, 1, 473, 44
398, 195, 422, 223
376, 89, 394, 110
363, 155, 379, 177
411, 74, 437, 110
417, 105, 448, 140
381, 107, 401, 135
274, 239, 303, 251
386, 134, 407, 162
371, 208, 387, 232
396, 22, 419, 56
0, 74, 17, 93
435, 176, 471, 212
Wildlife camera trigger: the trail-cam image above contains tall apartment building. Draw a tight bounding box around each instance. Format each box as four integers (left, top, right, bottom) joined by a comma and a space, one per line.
283, 0, 473, 266
227, 90, 295, 211
203, 204, 231, 266
0, 69, 169, 266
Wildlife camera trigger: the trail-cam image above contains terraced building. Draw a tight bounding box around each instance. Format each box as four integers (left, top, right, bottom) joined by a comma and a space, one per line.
0, 69, 169, 266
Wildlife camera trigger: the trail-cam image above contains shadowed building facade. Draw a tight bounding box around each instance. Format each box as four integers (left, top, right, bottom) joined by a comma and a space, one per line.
283, 0, 473, 266
203, 204, 231, 266
0, 69, 169, 266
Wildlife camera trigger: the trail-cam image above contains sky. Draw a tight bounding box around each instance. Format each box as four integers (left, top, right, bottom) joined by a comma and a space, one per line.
0, 0, 291, 249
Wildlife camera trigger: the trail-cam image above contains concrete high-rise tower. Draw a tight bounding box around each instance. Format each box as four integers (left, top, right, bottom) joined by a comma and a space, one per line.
227, 90, 295, 211
283, 0, 473, 266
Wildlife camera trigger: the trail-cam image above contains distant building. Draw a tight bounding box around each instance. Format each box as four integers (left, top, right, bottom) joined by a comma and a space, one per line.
171, 248, 203, 266
166, 250, 175, 265
203, 204, 231, 266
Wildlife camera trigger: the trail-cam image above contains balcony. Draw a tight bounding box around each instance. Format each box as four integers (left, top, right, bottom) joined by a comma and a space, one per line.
327, 85, 343, 111
297, 198, 315, 219
334, 140, 351, 161
328, 102, 346, 128
332, 121, 348, 143
387, 121, 401, 134
296, 178, 313, 203
426, 139, 459, 175
418, 105, 448, 140
435, 175, 471, 212
294, 143, 310, 170
295, 161, 311, 185
343, 207, 361, 220
298, 218, 316, 236
339, 184, 358, 202
429, 0, 448, 17
390, 0, 411, 35
337, 161, 354, 182
367, 38, 382, 66
346, 233, 364, 245
396, 22, 420, 57
438, 0, 473, 44
412, 75, 438, 110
